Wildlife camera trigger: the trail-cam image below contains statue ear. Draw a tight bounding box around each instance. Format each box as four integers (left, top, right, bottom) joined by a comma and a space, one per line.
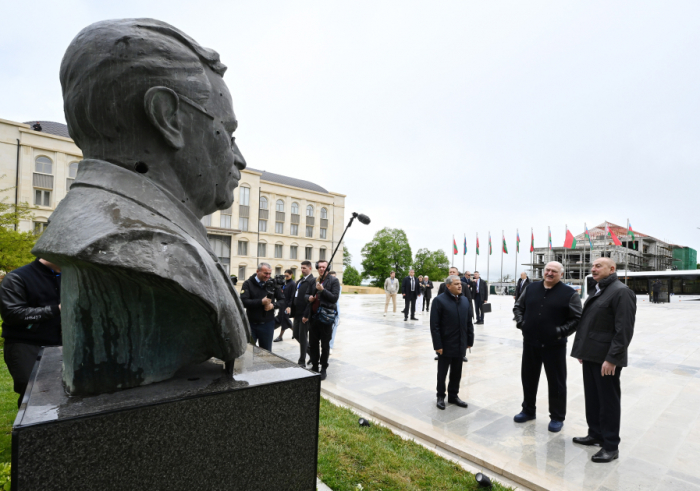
143, 87, 184, 150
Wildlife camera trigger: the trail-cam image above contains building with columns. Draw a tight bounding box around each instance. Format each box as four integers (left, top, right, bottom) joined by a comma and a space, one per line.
0, 117, 346, 281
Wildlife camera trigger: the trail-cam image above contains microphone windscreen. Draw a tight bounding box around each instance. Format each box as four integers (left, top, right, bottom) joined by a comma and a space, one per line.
357, 214, 371, 225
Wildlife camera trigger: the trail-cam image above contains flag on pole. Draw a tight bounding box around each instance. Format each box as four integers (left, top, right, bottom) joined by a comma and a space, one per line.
516, 230, 520, 253
584, 223, 593, 248
464, 235, 467, 255
564, 227, 577, 249
627, 220, 636, 249
453, 236, 458, 255
530, 229, 534, 253
488, 232, 492, 255
476, 234, 480, 255
548, 227, 552, 250
606, 223, 622, 246
502, 233, 508, 254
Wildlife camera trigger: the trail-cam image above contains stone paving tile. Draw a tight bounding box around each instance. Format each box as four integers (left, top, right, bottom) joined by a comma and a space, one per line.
271, 293, 700, 491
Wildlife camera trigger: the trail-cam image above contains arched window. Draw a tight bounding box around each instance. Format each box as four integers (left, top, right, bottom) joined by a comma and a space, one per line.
259, 196, 268, 210
239, 186, 250, 206
35, 156, 53, 174
68, 162, 79, 178
291, 202, 299, 214
306, 205, 314, 217
321, 207, 328, 219
276, 200, 284, 212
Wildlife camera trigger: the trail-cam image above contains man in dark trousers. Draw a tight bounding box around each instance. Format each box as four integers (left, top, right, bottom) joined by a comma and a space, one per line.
402, 269, 420, 321
430, 275, 474, 410
435, 267, 471, 362
291, 261, 315, 366
422, 275, 434, 312
513, 261, 582, 432
515, 272, 531, 300
571, 258, 636, 463
0, 258, 62, 407
652, 279, 661, 303
471, 271, 488, 324
240, 263, 286, 352
304, 260, 340, 380
274, 269, 296, 342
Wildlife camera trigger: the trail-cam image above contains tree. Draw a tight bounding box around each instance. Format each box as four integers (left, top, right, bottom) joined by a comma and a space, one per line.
0, 183, 37, 273
342, 265, 362, 286
343, 246, 352, 268
360, 228, 412, 288
413, 248, 450, 282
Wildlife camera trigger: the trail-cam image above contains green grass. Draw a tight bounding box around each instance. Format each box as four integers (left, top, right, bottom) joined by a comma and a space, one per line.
0, 319, 16, 463
318, 398, 512, 491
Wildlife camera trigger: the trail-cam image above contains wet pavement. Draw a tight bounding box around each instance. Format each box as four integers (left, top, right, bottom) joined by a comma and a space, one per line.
272, 292, 700, 491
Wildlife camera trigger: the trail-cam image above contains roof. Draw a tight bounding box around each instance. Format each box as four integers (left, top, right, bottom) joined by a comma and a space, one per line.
574, 222, 667, 244
247, 167, 329, 194
23, 121, 71, 139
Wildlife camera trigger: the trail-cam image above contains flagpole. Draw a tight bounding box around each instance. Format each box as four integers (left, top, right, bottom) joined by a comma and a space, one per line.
487, 231, 490, 284
452, 235, 454, 267
564, 224, 567, 281
582, 223, 586, 290
475, 232, 478, 272
500, 230, 504, 287
531, 228, 534, 279
514, 229, 518, 286
625, 219, 629, 285
463, 234, 465, 274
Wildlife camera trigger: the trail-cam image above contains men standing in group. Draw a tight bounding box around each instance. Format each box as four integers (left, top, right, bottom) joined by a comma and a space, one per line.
274, 269, 296, 342
422, 275, 434, 312
291, 260, 315, 366
515, 272, 531, 300
384, 271, 399, 316
512, 261, 582, 432
402, 269, 420, 321
571, 258, 636, 463
304, 260, 341, 380
240, 263, 286, 352
430, 275, 474, 410
471, 271, 488, 324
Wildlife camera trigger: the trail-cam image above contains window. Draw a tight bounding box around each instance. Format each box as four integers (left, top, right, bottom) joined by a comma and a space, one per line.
258, 220, 267, 232
291, 202, 299, 214
239, 187, 250, 206
68, 162, 79, 178
306, 226, 313, 238
305, 247, 313, 260
291, 224, 299, 236
35, 156, 53, 174
290, 245, 298, 259
319, 248, 326, 261
238, 266, 246, 279
259, 196, 268, 210
291, 267, 297, 280
275, 222, 284, 234
275, 244, 283, 258
220, 214, 231, 228
33, 221, 47, 235
306, 205, 314, 217
258, 242, 267, 257
34, 190, 51, 207
239, 217, 249, 231
201, 214, 212, 226
208, 235, 231, 273
237, 240, 248, 256
321, 208, 328, 219
320, 228, 327, 239
275, 267, 282, 276
276, 200, 284, 212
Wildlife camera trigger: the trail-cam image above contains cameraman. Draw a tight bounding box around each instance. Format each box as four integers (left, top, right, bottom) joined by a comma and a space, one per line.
240, 262, 285, 352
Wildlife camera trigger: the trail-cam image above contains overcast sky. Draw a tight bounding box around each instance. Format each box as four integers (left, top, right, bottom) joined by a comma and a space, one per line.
2, 1, 699, 278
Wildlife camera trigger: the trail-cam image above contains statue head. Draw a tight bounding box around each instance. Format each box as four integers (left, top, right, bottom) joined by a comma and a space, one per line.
60, 18, 246, 217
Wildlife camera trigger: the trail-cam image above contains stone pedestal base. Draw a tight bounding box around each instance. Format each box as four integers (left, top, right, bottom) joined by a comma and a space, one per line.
12, 345, 320, 490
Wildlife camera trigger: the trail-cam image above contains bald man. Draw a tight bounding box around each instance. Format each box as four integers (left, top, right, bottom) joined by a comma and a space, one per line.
571, 257, 636, 463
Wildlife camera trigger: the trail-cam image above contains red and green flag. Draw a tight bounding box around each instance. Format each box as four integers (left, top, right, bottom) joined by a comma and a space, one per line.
606, 223, 622, 246
488, 232, 492, 255
453, 236, 458, 255
584, 223, 593, 248
464, 235, 467, 255
516, 230, 520, 253
548, 227, 552, 250
627, 220, 636, 249
564, 225, 577, 249
476, 234, 480, 255
502, 233, 508, 254
530, 229, 534, 253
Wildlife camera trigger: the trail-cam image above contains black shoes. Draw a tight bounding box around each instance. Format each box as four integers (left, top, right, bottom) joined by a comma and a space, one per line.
573, 436, 603, 447
437, 397, 446, 410
463, 357, 468, 362
475, 321, 484, 325
404, 317, 408, 321
448, 396, 468, 408
591, 448, 619, 463
434, 356, 439, 360
273, 335, 283, 342
410, 317, 418, 320
320, 369, 327, 381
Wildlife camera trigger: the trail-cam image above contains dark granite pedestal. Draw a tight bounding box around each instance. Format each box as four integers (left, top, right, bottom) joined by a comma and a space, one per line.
12, 345, 320, 491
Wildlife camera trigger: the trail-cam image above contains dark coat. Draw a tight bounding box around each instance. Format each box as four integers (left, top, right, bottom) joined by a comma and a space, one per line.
282, 278, 296, 307
304, 275, 341, 320
430, 291, 475, 358
402, 276, 420, 299
460, 278, 474, 302
652, 280, 662, 293
471, 278, 488, 302
570, 273, 636, 367
240, 274, 286, 324
515, 277, 531, 299
422, 280, 434, 299
290, 274, 315, 318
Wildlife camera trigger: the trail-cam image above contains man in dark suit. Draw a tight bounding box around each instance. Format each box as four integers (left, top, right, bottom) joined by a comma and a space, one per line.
430, 275, 474, 410
515, 272, 531, 300
291, 260, 315, 366
570, 258, 636, 463
422, 276, 434, 312
402, 269, 420, 321
471, 271, 488, 324
436, 267, 471, 362
274, 269, 296, 342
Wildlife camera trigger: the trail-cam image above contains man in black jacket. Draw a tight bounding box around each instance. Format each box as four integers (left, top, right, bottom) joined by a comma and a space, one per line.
515, 272, 531, 300
305, 260, 340, 380
570, 258, 636, 463
513, 262, 582, 432
274, 269, 296, 342
435, 267, 471, 362
240, 262, 285, 352
0, 258, 62, 407
291, 261, 315, 366
401, 269, 420, 321
471, 271, 488, 324
430, 275, 474, 410
421, 276, 434, 312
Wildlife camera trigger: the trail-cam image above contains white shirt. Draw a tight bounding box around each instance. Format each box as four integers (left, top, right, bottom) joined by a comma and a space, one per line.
295, 274, 311, 298
411, 277, 415, 291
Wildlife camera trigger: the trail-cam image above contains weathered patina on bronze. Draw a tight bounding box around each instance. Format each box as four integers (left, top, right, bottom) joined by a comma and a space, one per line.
33, 19, 250, 395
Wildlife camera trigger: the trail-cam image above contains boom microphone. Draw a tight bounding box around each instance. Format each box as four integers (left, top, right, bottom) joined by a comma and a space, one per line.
354, 213, 371, 225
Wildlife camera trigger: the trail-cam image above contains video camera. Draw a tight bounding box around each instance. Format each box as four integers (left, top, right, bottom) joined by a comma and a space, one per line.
263, 275, 286, 299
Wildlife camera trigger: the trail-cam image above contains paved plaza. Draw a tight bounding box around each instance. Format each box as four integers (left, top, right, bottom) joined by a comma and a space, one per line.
272, 292, 700, 491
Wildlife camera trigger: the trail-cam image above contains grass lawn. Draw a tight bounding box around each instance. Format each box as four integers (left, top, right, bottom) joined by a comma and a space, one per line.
318, 397, 512, 491
0, 320, 17, 463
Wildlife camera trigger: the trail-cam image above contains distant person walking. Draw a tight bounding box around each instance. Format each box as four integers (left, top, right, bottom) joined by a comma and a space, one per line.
417, 275, 424, 312
402, 269, 419, 321
422, 276, 434, 312
571, 258, 636, 463
652, 279, 661, 303
512, 261, 582, 432
274, 269, 296, 342
430, 275, 474, 410
384, 271, 399, 316
471, 271, 488, 324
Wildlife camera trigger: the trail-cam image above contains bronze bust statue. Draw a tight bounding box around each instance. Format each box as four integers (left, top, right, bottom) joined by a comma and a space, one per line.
34, 19, 250, 395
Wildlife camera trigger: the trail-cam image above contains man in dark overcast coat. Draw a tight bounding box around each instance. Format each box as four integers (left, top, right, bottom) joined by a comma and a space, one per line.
402, 269, 420, 321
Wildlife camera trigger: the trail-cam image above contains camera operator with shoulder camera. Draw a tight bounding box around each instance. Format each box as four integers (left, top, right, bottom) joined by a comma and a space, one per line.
240, 262, 285, 352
